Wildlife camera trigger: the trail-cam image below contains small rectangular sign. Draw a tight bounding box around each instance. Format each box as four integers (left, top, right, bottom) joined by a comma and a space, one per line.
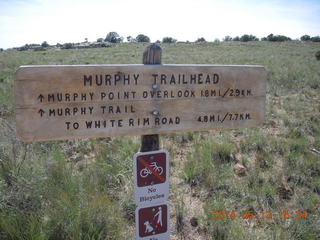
135, 203, 170, 240
134, 150, 169, 206
15, 64, 266, 142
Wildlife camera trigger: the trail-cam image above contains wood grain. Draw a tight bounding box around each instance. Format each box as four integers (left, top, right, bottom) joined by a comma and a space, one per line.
15, 64, 266, 142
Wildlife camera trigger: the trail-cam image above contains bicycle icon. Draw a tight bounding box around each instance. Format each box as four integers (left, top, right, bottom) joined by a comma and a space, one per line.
140, 162, 163, 178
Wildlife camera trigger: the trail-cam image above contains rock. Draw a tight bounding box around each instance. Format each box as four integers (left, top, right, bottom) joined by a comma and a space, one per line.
278, 185, 293, 200
233, 163, 246, 176
190, 217, 199, 227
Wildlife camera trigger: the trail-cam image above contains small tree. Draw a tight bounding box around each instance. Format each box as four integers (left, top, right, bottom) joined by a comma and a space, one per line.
105, 32, 123, 43
311, 36, 320, 42
266, 34, 291, 42
97, 38, 104, 42
300, 35, 311, 41
62, 43, 73, 49
136, 34, 150, 43
162, 37, 177, 43
240, 34, 258, 42
195, 37, 206, 43
233, 36, 240, 41
127, 36, 136, 42
41, 41, 49, 47
223, 36, 232, 42
0, 48, 3, 52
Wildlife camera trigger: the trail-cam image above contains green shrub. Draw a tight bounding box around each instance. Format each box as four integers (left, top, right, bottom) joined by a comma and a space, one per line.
62, 43, 73, 49
162, 37, 177, 43
233, 36, 240, 41
311, 36, 320, 42
266, 33, 291, 42
34, 47, 46, 51
136, 34, 150, 43
17, 44, 30, 51
240, 34, 258, 42
300, 35, 311, 41
195, 37, 206, 43
41, 41, 49, 47
97, 38, 104, 42
223, 36, 232, 41
105, 32, 123, 43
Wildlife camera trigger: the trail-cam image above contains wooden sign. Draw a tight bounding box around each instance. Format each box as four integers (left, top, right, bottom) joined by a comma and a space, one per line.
15, 64, 266, 142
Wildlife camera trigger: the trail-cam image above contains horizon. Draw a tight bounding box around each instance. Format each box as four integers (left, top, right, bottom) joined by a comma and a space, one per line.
1, 0, 320, 49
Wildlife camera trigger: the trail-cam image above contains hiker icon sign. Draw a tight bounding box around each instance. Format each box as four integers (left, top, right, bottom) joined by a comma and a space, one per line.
136, 204, 169, 239
134, 150, 169, 206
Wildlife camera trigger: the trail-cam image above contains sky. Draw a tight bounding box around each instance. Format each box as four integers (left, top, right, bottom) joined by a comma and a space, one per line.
0, 0, 319, 49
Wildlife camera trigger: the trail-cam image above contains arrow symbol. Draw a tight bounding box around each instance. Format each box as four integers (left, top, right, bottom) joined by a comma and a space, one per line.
38, 94, 44, 102
38, 109, 45, 117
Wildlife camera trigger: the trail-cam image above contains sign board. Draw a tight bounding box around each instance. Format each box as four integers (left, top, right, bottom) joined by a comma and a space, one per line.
134, 150, 169, 206
135, 203, 170, 240
15, 64, 266, 142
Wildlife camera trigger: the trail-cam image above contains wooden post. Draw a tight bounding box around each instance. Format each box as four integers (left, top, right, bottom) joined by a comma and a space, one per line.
140, 44, 162, 152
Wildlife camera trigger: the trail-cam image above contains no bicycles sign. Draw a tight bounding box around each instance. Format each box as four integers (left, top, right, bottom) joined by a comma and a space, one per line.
133, 150, 169, 206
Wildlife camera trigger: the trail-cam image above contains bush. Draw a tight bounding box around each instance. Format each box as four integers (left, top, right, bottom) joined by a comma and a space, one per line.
97, 38, 104, 42
240, 34, 258, 42
136, 34, 150, 43
232, 36, 240, 41
266, 34, 291, 42
195, 37, 206, 43
223, 36, 232, 42
316, 51, 320, 61
0, 48, 3, 52
34, 47, 46, 51
162, 37, 177, 43
62, 43, 73, 49
17, 44, 30, 51
311, 36, 320, 42
126, 36, 136, 42
105, 32, 123, 43
300, 35, 311, 41
41, 41, 49, 47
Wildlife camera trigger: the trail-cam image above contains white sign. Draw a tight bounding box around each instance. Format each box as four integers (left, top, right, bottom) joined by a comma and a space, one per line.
133, 150, 169, 206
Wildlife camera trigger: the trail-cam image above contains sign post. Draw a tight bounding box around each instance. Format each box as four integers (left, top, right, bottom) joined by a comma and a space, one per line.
14, 43, 267, 240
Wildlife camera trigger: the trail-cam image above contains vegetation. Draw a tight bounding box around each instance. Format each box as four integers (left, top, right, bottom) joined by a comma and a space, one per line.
262, 34, 291, 42
311, 36, 320, 42
162, 37, 177, 43
223, 36, 232, 42
0, 41, 319, 239
105, 32, 123, 43
301, 35, 311, 41
195, 37, 206, 43
240, 34, 258, 42
41, 41, 49, 48
136, 34, 150, 43
62, 43, 73, 49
